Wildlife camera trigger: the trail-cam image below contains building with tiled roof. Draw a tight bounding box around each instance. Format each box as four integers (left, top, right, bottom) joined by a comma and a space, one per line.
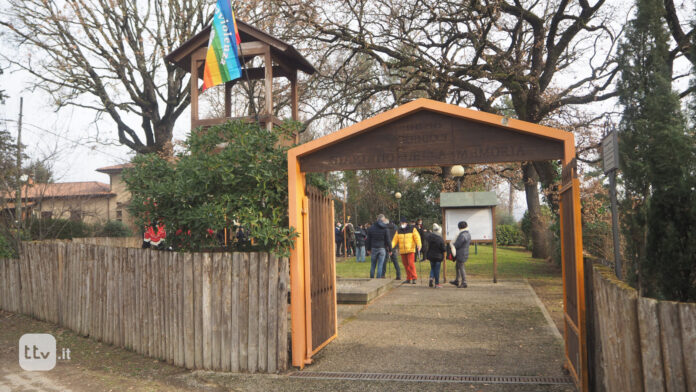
2, 164, 137, 231
2, 180, 115, 224
96, 163, 136, 231
95, 163, 134, 174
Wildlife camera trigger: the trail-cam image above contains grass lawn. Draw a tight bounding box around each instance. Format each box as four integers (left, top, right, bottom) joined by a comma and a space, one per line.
336, 244, 560, 280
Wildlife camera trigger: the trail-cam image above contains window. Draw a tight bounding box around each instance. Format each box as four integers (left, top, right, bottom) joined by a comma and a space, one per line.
41, 211, 52, 219
116, 210, 122, 222
70, 210, 83, 222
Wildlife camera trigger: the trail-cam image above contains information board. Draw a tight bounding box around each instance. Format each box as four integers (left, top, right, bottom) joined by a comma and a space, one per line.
602, 131, 619, 174
444, 207, 493, 241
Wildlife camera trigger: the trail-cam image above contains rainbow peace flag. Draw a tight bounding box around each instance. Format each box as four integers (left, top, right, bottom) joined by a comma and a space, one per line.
202, 0, 242, 91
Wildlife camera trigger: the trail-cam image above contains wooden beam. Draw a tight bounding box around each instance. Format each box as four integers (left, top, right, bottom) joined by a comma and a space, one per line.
192, 114, 280, 129
239, 41, 268, 57
264, 47, 273, 131
290, 70, 299, 121
241, 66, 289, 80
191, 66, 288, 81
190, 57, 200, 130
492, 206, 497, 283
224, 82, 232, 118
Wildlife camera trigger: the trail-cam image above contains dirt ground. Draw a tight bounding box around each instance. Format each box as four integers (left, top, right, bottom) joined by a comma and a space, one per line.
0, 277, 571, 391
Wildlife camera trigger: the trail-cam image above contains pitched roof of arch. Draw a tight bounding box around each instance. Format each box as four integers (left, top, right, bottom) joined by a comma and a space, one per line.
290, 98, 574, 172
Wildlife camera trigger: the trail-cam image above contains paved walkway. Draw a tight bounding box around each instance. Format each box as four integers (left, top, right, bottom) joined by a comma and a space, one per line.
297, 278, 574, 391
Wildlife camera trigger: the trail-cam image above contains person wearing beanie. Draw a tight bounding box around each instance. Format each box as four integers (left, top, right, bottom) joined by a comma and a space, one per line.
426, 223, 447, 288
449, 220, 472, 288
391, 217, 422, 284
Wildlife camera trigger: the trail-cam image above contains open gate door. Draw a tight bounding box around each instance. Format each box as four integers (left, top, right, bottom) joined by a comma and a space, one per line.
559, 159, 587, 389
300, 186, 338, 364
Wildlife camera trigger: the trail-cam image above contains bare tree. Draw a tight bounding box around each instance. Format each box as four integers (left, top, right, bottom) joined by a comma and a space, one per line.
273, 0, 620, 258
663, 0, 696, 97
0, 0, 212, 154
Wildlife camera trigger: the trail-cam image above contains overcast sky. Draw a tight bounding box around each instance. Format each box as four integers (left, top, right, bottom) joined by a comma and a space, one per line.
0, 70, 193, 184
1, 0, 691, 222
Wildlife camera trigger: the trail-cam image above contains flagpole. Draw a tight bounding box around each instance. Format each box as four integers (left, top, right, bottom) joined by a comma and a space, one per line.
234, 7, 260, 125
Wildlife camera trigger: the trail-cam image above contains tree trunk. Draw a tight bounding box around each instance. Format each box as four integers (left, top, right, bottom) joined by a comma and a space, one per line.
523, 163, 550, 259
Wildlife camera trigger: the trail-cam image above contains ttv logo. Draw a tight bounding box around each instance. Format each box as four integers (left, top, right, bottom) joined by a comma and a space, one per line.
19, 334, 56, 371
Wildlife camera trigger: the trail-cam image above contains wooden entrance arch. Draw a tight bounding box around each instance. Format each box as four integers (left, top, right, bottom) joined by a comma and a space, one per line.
287, 98, 586, 390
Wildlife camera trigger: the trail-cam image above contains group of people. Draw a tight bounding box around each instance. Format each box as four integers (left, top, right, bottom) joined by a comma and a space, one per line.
337, 214, 472, 288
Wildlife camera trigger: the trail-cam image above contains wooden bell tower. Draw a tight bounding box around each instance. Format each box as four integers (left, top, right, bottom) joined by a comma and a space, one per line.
165, 20, 316, 144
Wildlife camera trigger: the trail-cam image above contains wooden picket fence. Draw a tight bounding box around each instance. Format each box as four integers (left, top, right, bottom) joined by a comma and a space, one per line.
0, 242, 289, 373
71, 236, 142, 248
587, 263, 696, 391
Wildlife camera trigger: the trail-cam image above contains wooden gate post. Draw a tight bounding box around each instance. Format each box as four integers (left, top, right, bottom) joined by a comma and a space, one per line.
288, 151, 308, 368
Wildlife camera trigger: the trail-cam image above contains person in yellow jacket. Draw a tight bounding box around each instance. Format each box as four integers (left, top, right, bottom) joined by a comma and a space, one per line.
392, 217, 422, 284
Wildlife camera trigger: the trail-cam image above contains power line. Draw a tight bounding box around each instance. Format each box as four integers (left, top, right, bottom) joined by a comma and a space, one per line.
0, 117, 129, 161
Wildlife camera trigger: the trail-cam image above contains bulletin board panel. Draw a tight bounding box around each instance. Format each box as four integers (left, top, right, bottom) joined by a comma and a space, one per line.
444, 207, 493, 241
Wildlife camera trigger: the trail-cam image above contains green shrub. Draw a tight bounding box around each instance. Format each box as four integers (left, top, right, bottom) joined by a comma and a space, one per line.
0, 233, 15, 258
26, 217, 92, 240
497, 212, 517, 226
496, 224, 524, 246
96, 220, 132, 237
520, 211, 533, 250
123, 120, 298, 255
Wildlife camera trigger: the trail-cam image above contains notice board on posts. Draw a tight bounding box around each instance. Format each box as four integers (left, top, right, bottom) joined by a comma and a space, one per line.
444, 207, 494, 241
440, 191, 498, 283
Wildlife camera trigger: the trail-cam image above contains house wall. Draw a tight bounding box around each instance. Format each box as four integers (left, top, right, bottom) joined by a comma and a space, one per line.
108, 172, 138, 233
36, 196, 111, 226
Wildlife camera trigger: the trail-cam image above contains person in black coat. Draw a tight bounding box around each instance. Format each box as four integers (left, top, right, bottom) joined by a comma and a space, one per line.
415, 218, 427, 261
450, 221, 472, 288
354, 224, 368, 262
335, 222, 344, 257
381, 219, 402, 280
426, 223, 447, 287
365, 214, 392, 278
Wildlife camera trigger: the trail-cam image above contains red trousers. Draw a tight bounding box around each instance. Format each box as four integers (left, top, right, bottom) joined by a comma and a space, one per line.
401, 252, 417, 280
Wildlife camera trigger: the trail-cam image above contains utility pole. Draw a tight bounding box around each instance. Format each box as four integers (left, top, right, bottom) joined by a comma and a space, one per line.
15, 97, 23, 253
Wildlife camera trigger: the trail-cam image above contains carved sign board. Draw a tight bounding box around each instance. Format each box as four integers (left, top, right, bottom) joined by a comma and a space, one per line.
601, 130, 619, 174
299, 111, 565, 172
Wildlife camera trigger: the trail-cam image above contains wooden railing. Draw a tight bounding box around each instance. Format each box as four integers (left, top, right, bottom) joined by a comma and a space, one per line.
0, 242, 289, 373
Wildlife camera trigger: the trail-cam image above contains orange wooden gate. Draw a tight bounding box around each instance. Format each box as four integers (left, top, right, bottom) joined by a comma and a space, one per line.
301, 186, 338, 361
559, 159, 587, 388
288, 99, 587, 390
